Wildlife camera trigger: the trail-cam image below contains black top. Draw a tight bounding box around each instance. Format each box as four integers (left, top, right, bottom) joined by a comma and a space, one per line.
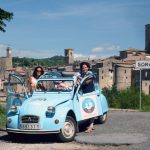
81, 81, 95, 94
80, 71, 95, 94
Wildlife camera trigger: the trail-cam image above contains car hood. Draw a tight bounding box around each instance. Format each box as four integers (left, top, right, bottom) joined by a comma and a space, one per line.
20, 93, 72, 115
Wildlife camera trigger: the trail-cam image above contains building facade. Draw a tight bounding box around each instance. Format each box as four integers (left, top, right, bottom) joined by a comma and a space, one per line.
0, 47, 12, 71
64, 48, 74, 65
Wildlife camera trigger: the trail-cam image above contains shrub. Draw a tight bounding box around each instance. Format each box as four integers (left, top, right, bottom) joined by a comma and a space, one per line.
0, 104, 6, 129
0, 104, 5, 114
102, 86, 150, 111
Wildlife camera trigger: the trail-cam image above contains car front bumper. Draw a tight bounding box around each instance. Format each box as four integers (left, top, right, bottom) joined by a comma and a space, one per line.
7, 128, 60, 134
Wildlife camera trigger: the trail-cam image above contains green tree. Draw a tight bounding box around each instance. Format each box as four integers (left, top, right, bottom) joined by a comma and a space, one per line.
0, 8, 13, 32
12, 56, 65, 67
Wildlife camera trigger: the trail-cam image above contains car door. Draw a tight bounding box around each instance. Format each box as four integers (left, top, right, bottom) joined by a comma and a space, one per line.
74, 75, 100, 121
6, 74, 28, 113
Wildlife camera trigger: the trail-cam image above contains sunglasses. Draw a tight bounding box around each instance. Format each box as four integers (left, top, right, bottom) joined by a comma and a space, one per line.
37, 69, 42, 72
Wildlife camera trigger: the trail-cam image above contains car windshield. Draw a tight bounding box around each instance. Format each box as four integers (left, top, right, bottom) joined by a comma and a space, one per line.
35, 80, 74, 92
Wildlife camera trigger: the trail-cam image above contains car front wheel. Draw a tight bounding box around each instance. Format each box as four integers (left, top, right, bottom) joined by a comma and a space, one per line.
58, 116, 77, 142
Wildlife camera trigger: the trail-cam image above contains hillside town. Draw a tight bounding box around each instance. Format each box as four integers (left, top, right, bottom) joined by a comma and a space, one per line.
0, 24, 150, 102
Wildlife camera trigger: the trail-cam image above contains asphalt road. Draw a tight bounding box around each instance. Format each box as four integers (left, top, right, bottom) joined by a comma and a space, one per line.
0, 111, 150, 150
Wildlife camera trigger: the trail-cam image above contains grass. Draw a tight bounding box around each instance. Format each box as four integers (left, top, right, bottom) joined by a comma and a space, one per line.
0, 103, 6, 129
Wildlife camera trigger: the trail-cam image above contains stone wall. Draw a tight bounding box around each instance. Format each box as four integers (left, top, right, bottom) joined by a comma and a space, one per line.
114, 64, 133, 90
64, 48, 74, 65
142, 80, 150, 95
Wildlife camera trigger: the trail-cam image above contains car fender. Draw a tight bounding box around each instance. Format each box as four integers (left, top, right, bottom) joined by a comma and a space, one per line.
54, 100, 75, 126
100, 94, 109, 113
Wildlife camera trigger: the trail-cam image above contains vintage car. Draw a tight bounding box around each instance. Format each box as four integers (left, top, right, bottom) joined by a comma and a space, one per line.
6, 71, 108, 142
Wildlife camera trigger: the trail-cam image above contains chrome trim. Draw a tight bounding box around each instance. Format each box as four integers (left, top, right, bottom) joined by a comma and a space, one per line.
7, 128, 60, 134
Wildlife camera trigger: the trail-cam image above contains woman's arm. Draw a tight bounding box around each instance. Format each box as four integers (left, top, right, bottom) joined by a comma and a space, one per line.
26, 76, 31, 92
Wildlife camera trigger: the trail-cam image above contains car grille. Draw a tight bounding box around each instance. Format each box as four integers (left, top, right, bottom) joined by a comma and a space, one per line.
21, 115, 39, 123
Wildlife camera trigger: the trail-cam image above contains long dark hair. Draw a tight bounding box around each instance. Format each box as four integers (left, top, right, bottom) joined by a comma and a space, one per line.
32, 66, 44, 79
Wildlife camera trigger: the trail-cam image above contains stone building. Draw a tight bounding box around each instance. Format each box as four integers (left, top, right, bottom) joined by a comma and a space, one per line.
0, 47, 12, 71
0, 47, 13, 88
117, 48, 150, 90
142, 80, 150, 95
120, 48, 147, 60
64, 48, 74, 71
64, 48, 74, 65
92, 57, 120, 89
0, 48, 29, 95
113, 62, 134, 90
0, 47, 13, 101
93, 48, 150, 94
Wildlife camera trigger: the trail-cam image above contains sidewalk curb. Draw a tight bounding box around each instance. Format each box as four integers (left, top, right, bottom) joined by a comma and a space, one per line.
109, 108, 139, 112
0, 128, 6, 132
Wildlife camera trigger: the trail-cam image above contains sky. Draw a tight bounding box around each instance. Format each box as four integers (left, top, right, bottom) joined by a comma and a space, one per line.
0, 0, 150, 60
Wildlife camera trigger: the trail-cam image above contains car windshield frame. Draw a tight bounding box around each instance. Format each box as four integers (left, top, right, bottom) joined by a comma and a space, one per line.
35, 79, 74, 93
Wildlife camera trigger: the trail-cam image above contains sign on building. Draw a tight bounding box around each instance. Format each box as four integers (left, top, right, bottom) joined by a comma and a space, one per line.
136, 61, 150, 69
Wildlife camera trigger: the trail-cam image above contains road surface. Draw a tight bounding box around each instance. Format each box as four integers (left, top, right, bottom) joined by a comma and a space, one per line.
0, 111, 150, 150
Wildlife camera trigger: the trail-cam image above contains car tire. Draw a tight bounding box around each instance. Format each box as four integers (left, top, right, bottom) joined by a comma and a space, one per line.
96, 112, 107, 124
58, 116, 77, 142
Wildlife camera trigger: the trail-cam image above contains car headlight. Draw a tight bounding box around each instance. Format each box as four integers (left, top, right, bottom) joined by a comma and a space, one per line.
46, 106, 55, 118
12, 98, 22, 106
10, 105, 17, 113
47, 106, 55, 113
7, 118, 12, 124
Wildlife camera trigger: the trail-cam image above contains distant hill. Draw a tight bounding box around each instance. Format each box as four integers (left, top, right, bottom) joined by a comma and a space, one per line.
12, 55, 65, 67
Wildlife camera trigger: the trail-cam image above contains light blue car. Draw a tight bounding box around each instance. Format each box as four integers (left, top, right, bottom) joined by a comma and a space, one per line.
6, 71, 108, 142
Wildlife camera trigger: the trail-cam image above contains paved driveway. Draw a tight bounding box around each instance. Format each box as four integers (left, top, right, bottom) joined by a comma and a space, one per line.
0, 111, 150, 150
76, 111, 150, 149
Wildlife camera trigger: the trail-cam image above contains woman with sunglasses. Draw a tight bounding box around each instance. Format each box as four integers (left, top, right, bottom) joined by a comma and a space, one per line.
26, 66, 44, 95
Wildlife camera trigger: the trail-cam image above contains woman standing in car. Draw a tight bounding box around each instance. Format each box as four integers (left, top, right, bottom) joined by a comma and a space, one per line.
75, 62, 95, 133
26, 66, 44, 95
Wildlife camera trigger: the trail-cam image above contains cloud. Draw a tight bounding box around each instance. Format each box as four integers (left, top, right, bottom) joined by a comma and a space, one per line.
87, 43, 122, 59
0, 44, 8, 49
74, 53, 97, 61
91, 44, 120, 53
